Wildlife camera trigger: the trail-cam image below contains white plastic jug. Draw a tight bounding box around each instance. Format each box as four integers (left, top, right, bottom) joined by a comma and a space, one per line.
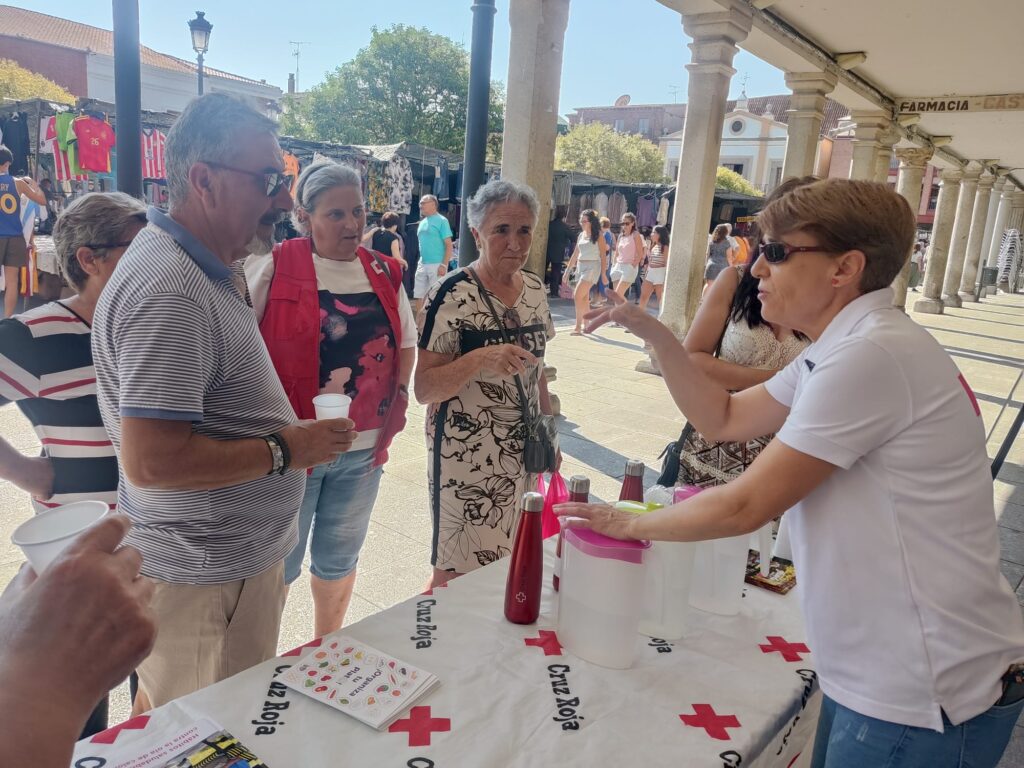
687, 533, 749, 616
558, 526, 651, 669
638, 539, 696, 640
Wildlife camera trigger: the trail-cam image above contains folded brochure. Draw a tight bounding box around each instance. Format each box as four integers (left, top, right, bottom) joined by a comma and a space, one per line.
279, 635, 440, 730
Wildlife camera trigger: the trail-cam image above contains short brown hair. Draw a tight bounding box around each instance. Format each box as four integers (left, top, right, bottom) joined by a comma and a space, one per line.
758, 178, 915, 292
380, 211, 400, 229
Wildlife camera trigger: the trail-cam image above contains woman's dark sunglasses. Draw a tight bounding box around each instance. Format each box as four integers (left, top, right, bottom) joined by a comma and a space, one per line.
758, 242, 831, 264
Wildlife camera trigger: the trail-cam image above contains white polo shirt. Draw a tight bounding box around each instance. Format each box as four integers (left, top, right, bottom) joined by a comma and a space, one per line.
764, 287, 1024, 731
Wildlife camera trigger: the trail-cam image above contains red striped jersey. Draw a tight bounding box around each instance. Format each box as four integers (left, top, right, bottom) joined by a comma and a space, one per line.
0, 302, 117, 512
141, 128, 167, 179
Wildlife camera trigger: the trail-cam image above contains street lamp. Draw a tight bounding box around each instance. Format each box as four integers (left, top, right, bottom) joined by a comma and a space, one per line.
187, 11, 212, 96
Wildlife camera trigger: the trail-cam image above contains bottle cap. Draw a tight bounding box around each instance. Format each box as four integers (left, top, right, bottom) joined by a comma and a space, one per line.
567, 475, 590, 494
624, 459, 645, 477
522, 491, 544, 512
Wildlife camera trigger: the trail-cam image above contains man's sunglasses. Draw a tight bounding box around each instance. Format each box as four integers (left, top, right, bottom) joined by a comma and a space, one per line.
758, 242, 832, 264
202, 161, 293, 197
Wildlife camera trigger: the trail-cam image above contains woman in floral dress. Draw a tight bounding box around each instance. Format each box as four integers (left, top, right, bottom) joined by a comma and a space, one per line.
415, 179, 556, 588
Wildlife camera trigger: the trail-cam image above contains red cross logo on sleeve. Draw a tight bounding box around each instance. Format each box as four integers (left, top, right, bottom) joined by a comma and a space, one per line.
89, 715, 150, 744
524, 629, 564, 656
388, 706, 451, 747
759, 636, 810, 662
679, 704, 741, 740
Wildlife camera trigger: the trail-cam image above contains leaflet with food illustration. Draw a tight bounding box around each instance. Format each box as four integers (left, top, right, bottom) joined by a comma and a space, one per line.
279, 636, 440, 729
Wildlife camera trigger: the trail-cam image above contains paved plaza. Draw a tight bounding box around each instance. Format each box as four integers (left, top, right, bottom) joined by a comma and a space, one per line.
2, 292, 1024, 760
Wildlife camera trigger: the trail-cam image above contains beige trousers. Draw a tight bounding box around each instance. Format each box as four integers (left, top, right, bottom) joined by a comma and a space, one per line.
133, 560, 287, 713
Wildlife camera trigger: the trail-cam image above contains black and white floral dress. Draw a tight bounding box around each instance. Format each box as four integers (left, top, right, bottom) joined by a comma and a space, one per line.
418, 267, 555, 573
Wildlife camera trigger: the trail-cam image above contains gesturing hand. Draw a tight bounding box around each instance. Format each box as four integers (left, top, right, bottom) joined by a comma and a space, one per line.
477, 344, 537, 380
583, 289, 664, 342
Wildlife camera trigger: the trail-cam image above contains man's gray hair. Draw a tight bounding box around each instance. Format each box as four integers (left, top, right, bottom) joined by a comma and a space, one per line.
419, 194, 438, 207
52, 192, 147, 290
465, 179, 539, 230
164, 93, 277, 209
291, 160, 362, 236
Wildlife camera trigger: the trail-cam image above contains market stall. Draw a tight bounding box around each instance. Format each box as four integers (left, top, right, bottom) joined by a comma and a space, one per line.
73, 540, 819, 768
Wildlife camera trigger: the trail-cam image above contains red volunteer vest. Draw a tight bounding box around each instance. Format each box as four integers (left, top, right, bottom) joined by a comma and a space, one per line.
259, 238, 407, 466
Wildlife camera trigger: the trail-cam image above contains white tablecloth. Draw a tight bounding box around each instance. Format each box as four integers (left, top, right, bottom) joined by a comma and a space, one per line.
73, 542, 820, 767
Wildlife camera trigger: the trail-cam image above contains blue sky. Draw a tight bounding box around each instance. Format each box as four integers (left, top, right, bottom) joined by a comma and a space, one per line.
12, 0, 786, 115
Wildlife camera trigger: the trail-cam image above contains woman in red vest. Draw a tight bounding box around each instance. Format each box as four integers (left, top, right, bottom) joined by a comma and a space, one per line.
245, 161, 414, 638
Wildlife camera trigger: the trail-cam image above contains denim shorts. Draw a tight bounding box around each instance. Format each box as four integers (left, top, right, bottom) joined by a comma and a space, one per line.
811, 692, 1024, 768
284, 448, 384, 583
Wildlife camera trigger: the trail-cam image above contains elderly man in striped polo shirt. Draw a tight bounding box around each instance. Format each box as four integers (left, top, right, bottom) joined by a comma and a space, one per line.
92, 93, 358, 713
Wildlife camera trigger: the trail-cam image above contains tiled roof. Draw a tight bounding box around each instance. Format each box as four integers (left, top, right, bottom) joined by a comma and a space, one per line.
0, 4, 272, 88
727, 95, 849, 136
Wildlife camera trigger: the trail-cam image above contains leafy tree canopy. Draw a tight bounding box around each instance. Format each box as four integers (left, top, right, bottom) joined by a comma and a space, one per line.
0, 59, 75, 104
281, 25, 503, 156
714, 165, 764, 197
554, 122, 667, 183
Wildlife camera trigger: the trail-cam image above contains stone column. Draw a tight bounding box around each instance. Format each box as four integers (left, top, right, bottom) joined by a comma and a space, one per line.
890, 146, 933, 310
940, 165, 981, 308
914, 168, 963, 315
781, 71, 837, 180
848, 111, 891, 181
872, 128, 900, 183
957, 172, 996, 301
658, 8, 752, 340
979, 172, 1009, 271
500, 0, 571, 276
983, 185, 1015, 294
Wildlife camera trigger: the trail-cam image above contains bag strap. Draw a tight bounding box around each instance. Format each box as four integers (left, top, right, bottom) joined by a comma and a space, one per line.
466, 267, 534, 430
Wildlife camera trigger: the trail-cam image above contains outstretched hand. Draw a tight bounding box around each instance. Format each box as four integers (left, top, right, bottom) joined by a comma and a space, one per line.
582, 289, 665, 342
555, 502, 640, 542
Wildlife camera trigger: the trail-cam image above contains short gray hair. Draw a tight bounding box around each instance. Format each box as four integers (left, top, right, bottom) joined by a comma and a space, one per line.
52, 192, 147, 290
165, 93, 277, 209
465, 179, 539, 230
291, 160, 362, 236
419, 194, 438, 207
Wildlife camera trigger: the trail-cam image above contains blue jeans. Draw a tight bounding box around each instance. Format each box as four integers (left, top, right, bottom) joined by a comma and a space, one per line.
811, 693, 1024, 768
284, 448, 383, 584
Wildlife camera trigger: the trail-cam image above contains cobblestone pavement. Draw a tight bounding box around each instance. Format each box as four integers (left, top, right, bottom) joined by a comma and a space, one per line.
2, 290, 1023, 757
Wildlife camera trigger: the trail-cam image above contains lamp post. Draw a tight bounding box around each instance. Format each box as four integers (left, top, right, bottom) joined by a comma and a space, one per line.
187, 11, 212, 96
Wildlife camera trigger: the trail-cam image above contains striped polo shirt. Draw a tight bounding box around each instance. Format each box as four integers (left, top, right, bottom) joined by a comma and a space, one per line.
0, 302, 118, 511
92, 207, 305, 584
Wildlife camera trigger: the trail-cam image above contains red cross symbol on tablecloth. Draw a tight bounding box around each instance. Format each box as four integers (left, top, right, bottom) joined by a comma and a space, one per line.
421, 582, 448, 597
679, 704, 741, 740
282, 637, 323, 657
388, 706, 451, 747
90, 715, 150, 744
524, 629, 563, 656
759, 635, 810, 662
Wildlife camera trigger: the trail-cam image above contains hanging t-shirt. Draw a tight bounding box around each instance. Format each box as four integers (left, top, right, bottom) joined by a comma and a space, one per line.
385, 156, 413, 214
0, 113, 30, 175
141, 128, 167, 179
282, 151, 300, 195
56, 113, 84, 176
432, 157, 450, 201
45, 116, 84, 182
636, 194, 657, 228
72, 117, 116, 173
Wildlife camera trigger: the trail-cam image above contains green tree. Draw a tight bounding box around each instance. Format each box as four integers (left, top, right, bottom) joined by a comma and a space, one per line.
281, 25, 504, 154
714, 165, 764, 197
0, 59, 74, 103
554, 122, 666, 183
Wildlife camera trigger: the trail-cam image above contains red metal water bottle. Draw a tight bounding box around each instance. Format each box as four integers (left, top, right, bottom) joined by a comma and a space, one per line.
505, 491, 544, 624
553, 475, 590, 592
619, 459, 645, 502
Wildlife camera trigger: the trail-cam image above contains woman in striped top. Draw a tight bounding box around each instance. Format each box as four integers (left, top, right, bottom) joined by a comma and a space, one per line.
638, 225, 670, 312
0, 191, 146, 735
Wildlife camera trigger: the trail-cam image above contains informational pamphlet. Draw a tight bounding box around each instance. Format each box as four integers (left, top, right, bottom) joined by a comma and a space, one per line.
278, 635, 440, 730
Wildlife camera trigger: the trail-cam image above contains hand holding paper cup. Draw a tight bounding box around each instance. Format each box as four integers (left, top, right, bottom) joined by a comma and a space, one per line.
313, 393, 352, 421
11, 500, 109, 573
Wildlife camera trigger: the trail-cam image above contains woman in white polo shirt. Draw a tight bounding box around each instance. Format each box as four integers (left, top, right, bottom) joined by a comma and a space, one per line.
559, 178, 1024, 768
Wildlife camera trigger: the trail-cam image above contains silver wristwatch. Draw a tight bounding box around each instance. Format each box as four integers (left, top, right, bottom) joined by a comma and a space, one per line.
263, 434, 285, 475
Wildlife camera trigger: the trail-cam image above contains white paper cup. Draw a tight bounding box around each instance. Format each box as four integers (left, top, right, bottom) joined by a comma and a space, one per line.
11, 500, 109, 573
312, 393, 351, 421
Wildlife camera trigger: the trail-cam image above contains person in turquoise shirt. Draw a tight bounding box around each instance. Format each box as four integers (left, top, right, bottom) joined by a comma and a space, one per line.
414, 194, 453, 314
